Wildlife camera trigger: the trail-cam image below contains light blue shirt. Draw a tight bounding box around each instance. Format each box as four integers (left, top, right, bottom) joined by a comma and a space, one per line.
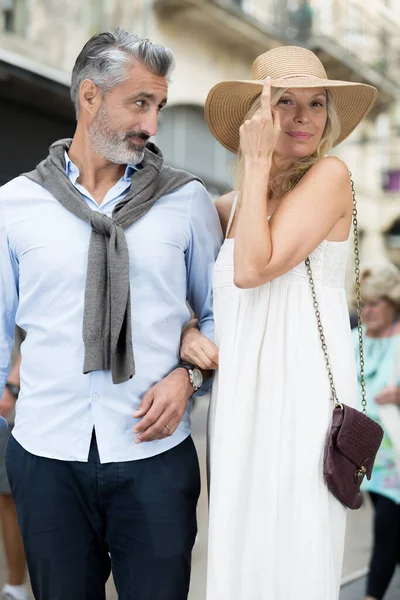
0, 154, 223, 463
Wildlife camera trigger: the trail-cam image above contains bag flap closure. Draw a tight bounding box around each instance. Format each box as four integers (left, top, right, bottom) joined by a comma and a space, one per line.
336, 405, 384, 480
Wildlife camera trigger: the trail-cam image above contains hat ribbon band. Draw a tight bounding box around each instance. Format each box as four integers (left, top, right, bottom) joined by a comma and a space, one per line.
280, 74, 322, 80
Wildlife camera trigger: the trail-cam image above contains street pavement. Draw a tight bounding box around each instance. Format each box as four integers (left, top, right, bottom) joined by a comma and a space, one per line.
340, 571, 400, 600
0, 397, 397, 599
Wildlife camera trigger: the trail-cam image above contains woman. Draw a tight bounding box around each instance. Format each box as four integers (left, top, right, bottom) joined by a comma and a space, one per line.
182, 46, 377, 598
355, 264, 400, 600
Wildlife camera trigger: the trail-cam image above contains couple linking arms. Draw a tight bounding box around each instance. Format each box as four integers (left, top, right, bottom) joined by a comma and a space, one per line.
0, 27, 377, 600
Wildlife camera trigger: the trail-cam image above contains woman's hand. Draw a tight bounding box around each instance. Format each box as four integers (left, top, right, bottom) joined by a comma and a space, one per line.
375, 385, 400, 406
239, 77, 281, 165
180, 326, 219, 370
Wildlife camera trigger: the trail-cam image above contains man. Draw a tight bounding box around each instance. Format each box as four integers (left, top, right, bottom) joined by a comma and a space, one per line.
0, 28, 222, 600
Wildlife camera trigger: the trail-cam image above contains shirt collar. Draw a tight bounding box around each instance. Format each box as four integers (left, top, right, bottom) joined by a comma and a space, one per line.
64, 151, 140, 185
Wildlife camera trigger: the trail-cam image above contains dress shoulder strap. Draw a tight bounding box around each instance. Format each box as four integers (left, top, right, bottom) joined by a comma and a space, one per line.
225, 193, 239, 239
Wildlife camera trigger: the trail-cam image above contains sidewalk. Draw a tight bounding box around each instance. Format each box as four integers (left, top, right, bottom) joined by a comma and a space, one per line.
342, 493, 373, 581
340, 570, 400, 600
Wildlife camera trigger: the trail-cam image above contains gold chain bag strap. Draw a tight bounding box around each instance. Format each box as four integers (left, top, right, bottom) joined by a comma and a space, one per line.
305, 174, 383, 510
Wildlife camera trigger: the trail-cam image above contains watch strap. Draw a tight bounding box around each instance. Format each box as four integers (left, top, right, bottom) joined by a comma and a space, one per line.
5, 382, 20, 399
177, 363, 201, 391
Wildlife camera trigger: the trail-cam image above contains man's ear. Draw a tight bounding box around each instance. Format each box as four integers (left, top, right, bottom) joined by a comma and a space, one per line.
79, 79, 102, 117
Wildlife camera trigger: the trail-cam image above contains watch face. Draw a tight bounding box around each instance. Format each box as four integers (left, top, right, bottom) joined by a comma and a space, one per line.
192, 368, 203, 389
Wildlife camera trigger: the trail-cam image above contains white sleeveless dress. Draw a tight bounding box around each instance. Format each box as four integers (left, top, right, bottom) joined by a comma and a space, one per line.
207, 198, 358, 600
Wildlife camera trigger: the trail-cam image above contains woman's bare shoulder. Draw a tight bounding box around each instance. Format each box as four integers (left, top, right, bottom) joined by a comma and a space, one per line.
215, 191, 236, 213
307, 156, 350, 183
214, 191, 236, 235
296, 156, 352, 211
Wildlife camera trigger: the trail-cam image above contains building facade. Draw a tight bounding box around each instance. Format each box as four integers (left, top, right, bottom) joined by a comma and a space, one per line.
1, 0, 400, 269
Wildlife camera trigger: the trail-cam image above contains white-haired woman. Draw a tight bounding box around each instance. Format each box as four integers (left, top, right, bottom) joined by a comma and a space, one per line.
181, 46, 377, 599
356, 264, 400, 600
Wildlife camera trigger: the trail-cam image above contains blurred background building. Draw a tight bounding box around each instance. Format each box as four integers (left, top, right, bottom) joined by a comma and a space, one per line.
1, 0, 400, 274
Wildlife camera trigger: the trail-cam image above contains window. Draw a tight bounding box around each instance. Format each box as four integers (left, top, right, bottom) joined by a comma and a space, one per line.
387, 220, 400, 246
2, 0, 13, 31
386, 219, 400, 268
382, 169, 400, 192
154, 104, 235, 196
2, 0, 26, 35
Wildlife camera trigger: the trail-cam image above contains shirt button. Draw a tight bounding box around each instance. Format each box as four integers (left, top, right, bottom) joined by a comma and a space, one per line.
92, 393, 99, 400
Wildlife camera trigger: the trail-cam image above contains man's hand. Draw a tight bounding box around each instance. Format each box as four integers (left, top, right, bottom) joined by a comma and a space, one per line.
132, 369, 193, 444
0, 387, 16, 419
180, 326, 219, 370
375, 386, 400, 406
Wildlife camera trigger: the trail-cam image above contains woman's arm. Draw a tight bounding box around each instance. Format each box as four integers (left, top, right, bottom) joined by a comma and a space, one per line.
231, 78, 351, 289
234, 156, 352, 288
375, 387, 400, 406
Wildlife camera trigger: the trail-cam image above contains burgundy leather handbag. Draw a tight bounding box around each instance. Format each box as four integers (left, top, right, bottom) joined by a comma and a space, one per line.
323, 404, 383, 509
305, 176, 384, 510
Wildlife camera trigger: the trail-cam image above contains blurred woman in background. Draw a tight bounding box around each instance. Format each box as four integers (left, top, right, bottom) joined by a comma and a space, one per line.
355, 264, 400, 600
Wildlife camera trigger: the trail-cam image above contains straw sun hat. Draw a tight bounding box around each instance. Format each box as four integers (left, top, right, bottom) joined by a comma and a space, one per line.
205, 46, 378, 154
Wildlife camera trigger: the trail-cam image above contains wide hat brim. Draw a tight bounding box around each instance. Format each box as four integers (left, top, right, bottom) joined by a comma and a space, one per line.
205, 78, 378, 154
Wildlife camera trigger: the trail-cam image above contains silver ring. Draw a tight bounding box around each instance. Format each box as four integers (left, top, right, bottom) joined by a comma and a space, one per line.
165, 424, 171, 432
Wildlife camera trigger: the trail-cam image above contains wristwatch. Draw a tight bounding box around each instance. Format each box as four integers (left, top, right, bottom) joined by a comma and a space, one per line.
5, 382, 20, 399
179, 363, 203, 392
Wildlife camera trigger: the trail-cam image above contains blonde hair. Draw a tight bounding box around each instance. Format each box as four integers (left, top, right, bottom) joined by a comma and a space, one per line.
360, 263, 400, 311
234, 88, 341, 198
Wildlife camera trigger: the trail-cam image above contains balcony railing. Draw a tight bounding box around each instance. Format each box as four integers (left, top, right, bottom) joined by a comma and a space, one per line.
213, 0, 400, 98
154, 0, 285, 57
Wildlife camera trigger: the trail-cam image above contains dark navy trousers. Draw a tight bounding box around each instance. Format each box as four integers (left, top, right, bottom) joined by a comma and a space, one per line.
6, 432, 200, 600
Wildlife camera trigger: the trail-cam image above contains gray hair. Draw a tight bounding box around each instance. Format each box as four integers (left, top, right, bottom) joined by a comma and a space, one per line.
70, 28, 175, 118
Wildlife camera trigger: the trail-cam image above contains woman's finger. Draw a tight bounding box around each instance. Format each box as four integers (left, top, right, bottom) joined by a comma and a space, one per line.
194, 346, 219, 370
197, 337, 219, 366
273, 108, 281, 132
188, 349, 212, 370
180, 330, 219, 369
260, 77, 272, 119
180, 346, 207, 369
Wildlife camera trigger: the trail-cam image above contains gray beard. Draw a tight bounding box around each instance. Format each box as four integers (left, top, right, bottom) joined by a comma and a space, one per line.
89, 108, 146, 166
91, 134, 145, 166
